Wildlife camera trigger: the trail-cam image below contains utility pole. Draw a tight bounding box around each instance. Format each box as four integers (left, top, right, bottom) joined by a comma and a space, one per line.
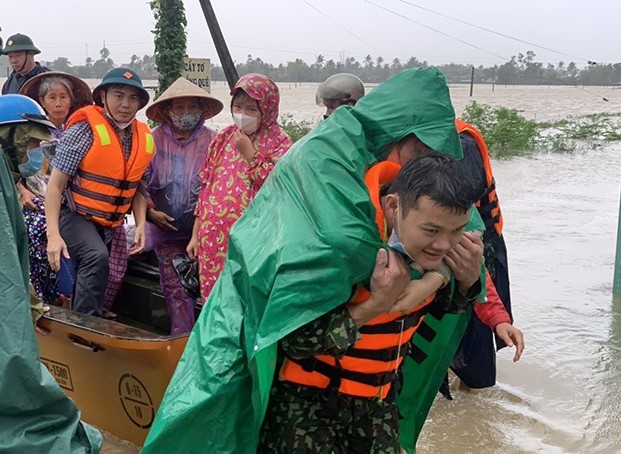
198, 0, 238, 91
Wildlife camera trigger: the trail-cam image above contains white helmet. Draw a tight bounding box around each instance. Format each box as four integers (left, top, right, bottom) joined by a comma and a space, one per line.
316, 73, 365, 107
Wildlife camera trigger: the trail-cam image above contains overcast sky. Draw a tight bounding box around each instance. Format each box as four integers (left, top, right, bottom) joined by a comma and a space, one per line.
2, 0, 619, 68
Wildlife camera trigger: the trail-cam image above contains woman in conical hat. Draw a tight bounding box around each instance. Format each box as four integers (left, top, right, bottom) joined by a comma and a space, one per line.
19, 71, 93, 138
145, 76, 223, 334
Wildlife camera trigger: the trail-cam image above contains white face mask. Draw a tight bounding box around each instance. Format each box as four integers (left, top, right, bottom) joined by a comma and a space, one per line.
114, 121, 132, 130
232, 112, 259, 135
387, 230, 415, 262
387, 198, 415, 261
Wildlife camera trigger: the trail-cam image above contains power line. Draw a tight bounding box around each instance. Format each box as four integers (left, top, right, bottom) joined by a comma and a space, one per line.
300, 0, 369, 45
394, 0, 590, 62
360, 0, 508, 61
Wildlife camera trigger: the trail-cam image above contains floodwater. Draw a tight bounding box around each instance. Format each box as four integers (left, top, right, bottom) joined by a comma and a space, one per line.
5, 77, 621, 452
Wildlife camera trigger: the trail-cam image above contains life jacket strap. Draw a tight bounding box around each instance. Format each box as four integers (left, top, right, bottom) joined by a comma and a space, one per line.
345, 342, 411, 362
77, 169, 138, 190
358, 310, 426, 335
70, 183, 133, 206
287, 356, 400, 388
74, 203, 124, 222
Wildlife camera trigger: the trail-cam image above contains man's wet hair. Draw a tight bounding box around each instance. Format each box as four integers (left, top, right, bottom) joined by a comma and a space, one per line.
389, 151, 477, 216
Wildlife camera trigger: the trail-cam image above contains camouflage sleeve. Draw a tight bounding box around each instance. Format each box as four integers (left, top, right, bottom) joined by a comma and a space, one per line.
281, 306, 361, 359
433, 278, 483, 314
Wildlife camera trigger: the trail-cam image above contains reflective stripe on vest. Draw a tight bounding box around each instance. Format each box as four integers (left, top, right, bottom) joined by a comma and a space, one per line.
455, 118, 503, 235
279, 161, 437, 399
65, 106, 154, 228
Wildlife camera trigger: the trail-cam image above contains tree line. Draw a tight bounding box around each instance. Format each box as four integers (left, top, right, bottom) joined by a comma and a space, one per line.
4, 46, 619, 87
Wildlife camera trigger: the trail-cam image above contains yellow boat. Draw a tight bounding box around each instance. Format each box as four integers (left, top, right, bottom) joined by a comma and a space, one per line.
36, 258, 189, 446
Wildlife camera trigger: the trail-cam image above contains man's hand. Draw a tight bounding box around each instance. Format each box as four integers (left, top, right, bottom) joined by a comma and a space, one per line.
444, 232, 484, 293
47, 233, 69, 271
129, 223, 146, 255
347, 248, 410, 327
233, 129, 256, 162
148, 208, 178, 232
495, 322, 525, 362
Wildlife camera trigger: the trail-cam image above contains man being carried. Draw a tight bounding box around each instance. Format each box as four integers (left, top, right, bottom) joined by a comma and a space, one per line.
45, 67, 154, 316
260, 152, 481, 452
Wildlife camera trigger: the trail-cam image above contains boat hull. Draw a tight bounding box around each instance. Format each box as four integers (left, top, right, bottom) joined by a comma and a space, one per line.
36, 306, 187, 446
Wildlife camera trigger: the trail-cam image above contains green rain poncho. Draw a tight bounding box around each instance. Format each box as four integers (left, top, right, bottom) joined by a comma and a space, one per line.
0, 150, 102, 453
142, 68, 484, 453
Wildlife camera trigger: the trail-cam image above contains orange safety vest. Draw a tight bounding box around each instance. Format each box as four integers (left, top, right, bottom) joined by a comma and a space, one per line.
65, 106, 154, 228
279, 161, 436, 399
455, 119, 503, 235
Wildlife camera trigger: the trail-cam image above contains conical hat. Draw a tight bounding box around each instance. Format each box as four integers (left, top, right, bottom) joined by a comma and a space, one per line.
146, 77, 224, 124
19, 71, 93, 111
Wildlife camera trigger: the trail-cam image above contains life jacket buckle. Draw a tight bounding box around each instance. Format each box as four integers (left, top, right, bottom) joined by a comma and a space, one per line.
117, 180, 131, 190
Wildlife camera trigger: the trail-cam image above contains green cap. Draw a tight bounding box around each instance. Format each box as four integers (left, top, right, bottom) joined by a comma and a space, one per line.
92, 67, 150, 109
2, 33, 40, 55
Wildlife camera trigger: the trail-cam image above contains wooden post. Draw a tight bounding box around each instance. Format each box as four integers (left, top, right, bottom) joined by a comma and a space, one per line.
469, 66, 475, 97
197, 0, 239, 91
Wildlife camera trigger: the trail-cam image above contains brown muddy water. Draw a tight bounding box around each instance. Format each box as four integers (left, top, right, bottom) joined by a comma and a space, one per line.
6, 78, 621, 452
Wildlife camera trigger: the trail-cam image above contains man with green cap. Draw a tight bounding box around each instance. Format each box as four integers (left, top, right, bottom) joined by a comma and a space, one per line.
45, 67, 154, 317
1, 33, 49, 95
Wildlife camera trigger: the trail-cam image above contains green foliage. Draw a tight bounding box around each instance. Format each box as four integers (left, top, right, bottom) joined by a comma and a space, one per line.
278, 113, 313, 143
150, 0, 187, 96
461, 101, 539, 157
541, 113, 621, 152
462, 101, 621, 156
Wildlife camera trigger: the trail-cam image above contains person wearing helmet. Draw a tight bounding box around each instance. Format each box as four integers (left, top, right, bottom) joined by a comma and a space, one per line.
0, 94, 103, 454
0, 94, 58, 317
316, 73, 365, 119
1, 33, 49, 95
45, 67, 154, 317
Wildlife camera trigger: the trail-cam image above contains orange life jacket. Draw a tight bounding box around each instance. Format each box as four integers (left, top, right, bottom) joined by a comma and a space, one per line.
65, 106, 154, 228
455, 119, 503, 235
279, 161, 436, 399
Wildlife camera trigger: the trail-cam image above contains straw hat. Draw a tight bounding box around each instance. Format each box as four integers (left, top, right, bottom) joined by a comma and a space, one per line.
146, 77, 224, 124
20, 71, 93, 110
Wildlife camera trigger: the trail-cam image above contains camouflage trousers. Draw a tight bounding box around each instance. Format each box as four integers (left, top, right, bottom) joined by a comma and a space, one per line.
258, 381, 400, 454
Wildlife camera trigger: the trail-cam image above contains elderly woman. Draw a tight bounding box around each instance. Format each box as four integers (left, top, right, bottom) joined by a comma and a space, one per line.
145, 77, 223, 334
8, 75, 91, 305
20, 71, 92, 138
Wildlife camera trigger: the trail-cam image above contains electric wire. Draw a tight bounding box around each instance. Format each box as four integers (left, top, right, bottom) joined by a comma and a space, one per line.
300, 0, 369, 45
393, 0, 590, 62
360, 0, 508, 61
